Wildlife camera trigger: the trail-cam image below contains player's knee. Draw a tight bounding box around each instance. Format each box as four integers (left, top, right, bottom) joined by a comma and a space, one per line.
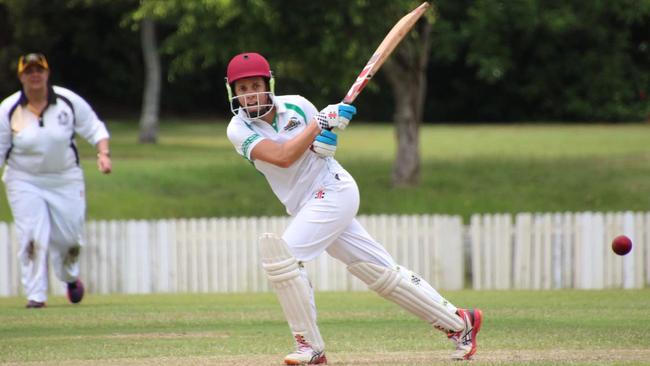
259, 233, 301, 283
68, 245, 80, 258
19, 240, 40, 263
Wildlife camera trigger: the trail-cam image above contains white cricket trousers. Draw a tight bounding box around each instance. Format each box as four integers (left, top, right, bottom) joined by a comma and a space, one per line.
4, 174, 85, 302
282, 169, 455, 314
283, 169, 395, 267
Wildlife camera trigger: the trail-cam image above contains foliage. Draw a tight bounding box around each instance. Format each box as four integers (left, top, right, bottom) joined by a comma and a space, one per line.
132, 0, 429, 112
0, 0, 142, 115
0, 0, 648, 121
430, 0, 650, 121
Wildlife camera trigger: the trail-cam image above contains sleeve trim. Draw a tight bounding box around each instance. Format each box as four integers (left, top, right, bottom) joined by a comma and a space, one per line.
241, 134, 261, 160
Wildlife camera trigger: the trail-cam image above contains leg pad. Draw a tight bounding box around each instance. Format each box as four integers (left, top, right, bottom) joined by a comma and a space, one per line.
260, 233, 325, 352
348, 261, 463, 332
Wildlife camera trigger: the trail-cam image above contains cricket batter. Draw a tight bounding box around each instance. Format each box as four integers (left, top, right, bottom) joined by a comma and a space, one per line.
0, 53, 112, 308
225, 52, 482, 364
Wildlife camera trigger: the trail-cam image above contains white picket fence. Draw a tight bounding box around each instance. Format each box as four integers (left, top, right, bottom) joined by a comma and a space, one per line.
470, 211, 649, 290
1, 212, 646, 297
0, 214, 464, 297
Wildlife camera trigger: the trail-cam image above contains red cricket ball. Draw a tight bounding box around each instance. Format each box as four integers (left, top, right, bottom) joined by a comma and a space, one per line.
611, 235, 632, 256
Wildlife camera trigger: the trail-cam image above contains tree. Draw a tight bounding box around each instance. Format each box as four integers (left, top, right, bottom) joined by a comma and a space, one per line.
430, 0, 650, 121
259, 0, 435, 186
383, 14, 433, 187
138, 16, 161, 143
0, 0, 143, 115
137, 0, 434, 186
267, 0, 435, 187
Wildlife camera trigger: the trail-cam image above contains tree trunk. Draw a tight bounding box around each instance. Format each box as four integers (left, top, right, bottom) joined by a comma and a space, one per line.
382, 20, 432, 187
139, 17, 161, 144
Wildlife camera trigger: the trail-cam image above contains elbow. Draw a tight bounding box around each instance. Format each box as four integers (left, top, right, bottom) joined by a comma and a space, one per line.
273, 148, 301, 168
273, 151, 301, 168
275, 158, 294, 168
254, 144, 305, 168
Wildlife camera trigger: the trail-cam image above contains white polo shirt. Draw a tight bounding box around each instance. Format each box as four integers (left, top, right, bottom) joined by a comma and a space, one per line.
0, 85, 109, 181
227, 95, 344, 215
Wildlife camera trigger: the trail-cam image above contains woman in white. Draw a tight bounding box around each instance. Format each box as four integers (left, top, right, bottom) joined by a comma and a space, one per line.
224, 52, 482, 365
0, 53, 112, 308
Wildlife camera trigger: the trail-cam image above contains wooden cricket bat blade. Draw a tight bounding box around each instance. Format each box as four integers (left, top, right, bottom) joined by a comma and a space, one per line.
343, 2, 430, 104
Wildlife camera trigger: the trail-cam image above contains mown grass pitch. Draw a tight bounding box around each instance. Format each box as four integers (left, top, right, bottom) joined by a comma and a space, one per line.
1, 290, 649, 365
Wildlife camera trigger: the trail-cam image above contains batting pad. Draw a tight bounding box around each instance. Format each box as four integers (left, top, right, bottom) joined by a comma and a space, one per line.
259, 233, 325, 351
348, 261, 464, 332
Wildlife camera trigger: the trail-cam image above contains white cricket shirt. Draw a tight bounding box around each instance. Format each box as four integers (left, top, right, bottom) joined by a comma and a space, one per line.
227, 95, 344, 215
0, 85, 109, 181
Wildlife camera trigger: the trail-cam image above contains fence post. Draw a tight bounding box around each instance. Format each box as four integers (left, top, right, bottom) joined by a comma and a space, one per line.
622, 212, 635, 289
514, 213, 532, 289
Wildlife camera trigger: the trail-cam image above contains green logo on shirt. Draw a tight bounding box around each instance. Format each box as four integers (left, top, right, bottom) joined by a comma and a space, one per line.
283, 117, 301, 132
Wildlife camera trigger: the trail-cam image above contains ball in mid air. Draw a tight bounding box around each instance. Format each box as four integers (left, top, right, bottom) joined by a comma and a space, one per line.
611, 235, 632, 256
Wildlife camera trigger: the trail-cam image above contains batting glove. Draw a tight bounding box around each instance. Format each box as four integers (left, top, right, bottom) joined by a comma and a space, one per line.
311, 129, 338, 157
316, 103, 357, 130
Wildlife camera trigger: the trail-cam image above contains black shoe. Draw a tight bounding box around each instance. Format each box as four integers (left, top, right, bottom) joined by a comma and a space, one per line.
25, 300, 46, 308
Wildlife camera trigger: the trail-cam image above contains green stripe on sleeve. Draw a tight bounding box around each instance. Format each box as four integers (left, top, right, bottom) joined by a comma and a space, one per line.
284, 103, 307, 122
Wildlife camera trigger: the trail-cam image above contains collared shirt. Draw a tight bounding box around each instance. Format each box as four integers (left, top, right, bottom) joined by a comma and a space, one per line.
0, 85, 109, 180
227, 95, 343, 215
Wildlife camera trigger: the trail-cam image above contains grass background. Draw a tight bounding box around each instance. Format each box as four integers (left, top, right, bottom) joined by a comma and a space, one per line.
1, 290, 649, 365
2, 121, 648, 221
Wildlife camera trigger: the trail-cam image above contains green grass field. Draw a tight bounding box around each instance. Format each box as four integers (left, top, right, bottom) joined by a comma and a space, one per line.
2, 121, 648, 222
1, 290, 649, 365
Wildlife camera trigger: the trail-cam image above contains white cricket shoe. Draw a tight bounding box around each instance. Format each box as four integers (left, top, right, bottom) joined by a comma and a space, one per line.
283, 334, 328, 365
448, 308, 483, 360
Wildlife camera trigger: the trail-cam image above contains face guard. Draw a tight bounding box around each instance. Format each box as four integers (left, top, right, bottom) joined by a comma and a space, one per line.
228, 89, 275, 119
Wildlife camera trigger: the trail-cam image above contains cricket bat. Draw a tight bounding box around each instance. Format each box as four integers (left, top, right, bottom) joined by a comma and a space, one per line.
343, 2, 430, 104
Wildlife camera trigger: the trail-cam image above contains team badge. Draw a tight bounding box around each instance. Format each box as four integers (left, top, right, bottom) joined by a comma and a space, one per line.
283, 117, 301, 132
57, 110, 70, 125
314, 189, 326, 200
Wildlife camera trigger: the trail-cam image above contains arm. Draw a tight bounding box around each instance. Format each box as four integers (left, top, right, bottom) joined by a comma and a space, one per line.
0, 102, 12, 168
95, 138, 112, 174
251, 120, 321, 168
62, 88, 111, 174
68, 91, 109, 146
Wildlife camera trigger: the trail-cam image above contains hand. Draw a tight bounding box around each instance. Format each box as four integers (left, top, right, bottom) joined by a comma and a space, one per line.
316, 103, 356, 130
311, 129, 337, 157
97, 153, 112, 174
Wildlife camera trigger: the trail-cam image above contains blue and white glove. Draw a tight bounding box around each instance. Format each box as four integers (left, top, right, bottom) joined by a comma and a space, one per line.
311, 129, 338, 157
316, 103, 357, 130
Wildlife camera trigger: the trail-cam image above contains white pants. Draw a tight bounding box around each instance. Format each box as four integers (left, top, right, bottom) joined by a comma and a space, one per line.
282, 169, 455, 320
4, 175, 85, 302
283, 170, 394, 267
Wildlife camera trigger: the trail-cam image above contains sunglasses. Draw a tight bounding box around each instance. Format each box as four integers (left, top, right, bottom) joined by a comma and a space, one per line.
18, 53, 49, 74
